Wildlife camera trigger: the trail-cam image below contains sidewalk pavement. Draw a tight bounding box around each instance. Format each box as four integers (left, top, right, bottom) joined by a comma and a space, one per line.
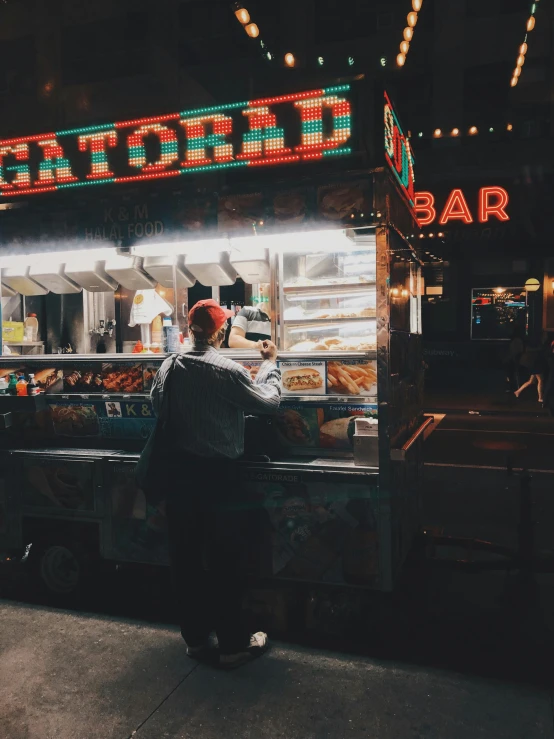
1, 599, 552, 739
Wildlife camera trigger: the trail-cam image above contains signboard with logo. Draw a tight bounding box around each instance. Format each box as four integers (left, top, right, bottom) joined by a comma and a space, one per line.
384, 91, 415, 212
0, 85, 354, 199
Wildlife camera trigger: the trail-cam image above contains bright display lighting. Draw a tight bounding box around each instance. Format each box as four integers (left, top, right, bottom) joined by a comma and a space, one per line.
407, 11, 418, 26
245, 22, 259, 37
412, 0, 423, 9
400, 40, 410, 54
0, 85, 353, 197
403, 27, 413, 41
397, 52, 406, 66
284, 52, 295, 67
132, 239, 229, 258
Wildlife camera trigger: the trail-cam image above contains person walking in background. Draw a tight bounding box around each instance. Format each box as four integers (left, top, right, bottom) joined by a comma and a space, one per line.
504, 326, 525, 393
514, 336, 546, 403
542, 341, 554, 415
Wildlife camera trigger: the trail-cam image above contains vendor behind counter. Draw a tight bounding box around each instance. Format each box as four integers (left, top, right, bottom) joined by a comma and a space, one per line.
228, 287, 271, 350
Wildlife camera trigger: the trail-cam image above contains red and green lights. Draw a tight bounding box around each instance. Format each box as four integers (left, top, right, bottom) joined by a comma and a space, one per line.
0, 85, 352, 198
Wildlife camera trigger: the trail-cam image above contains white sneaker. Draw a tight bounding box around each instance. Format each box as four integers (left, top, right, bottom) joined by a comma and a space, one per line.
219, 632, 269, 669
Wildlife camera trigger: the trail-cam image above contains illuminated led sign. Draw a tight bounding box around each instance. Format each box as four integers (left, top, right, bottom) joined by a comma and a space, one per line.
414, 187, 510, 226
0, 86, 353, 198
384, 91, 415, 209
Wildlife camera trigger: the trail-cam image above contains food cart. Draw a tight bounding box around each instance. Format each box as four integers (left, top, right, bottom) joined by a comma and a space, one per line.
0, 80, 425, 604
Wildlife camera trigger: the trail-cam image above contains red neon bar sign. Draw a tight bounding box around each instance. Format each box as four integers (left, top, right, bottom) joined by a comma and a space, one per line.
414, 187, 510, 226
0, 86, 353, 198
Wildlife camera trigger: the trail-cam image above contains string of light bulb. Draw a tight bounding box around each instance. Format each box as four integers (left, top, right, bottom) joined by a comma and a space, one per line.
397, 0, 422, 67
510, 0, 540, 87
412, 122, 517, 139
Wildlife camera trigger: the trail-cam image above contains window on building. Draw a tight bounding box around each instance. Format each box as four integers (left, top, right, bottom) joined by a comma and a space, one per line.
471, 287, 527, 340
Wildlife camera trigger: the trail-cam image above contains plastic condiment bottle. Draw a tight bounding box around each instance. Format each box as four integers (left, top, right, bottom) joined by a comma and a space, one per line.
8, 373, 17, 395
28, 374, 39, 396
25, 313, 39, 342
151, 315, 163, 346
16, 375, 28, 396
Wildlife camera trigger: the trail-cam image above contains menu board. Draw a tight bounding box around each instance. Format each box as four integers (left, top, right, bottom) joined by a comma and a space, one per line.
274, 401, 378, 452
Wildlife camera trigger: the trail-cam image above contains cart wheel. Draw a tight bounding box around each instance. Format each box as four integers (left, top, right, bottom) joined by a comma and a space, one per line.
33, 543, 82, 596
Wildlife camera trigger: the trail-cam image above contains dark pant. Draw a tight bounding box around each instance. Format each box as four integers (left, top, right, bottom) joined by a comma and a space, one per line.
166, 457, 251, 654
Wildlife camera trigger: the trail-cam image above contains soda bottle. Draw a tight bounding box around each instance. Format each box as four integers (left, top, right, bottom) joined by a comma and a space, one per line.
28, 374, 39, 396
8, 373, 17, 396
16, 375, 28, 396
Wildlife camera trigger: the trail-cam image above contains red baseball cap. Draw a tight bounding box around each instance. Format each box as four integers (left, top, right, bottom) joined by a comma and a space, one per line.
188, 299, 233, 336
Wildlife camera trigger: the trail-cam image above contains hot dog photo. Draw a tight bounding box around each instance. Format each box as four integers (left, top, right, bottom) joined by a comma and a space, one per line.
280, 362, 326, 396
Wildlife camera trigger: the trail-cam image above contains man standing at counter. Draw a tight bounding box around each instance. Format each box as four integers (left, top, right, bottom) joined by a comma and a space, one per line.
151, 298, 281, 669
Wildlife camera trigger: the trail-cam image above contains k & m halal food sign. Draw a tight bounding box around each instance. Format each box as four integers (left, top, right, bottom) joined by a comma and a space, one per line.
0, 86, 353, 198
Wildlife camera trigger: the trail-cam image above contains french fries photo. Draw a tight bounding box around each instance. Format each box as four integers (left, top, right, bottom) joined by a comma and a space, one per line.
326, 361, 377, 396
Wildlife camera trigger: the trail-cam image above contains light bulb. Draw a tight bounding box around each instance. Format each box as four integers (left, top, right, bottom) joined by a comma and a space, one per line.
400, 40, 410, 54
396, 52, 406, 67
451, 128, 459, 136
407, 11, 418, 27
526, 15, 535, 31
520, 42, 528, 55
348, 56, 355, 66
245, 22, 259, 37
412, 0, 423, 10
507, 123, 513, 131
403, 26, 413, 41
234, 6, 250, 24
517, 54, 525, 67
318, 56, 324, 66
513, 66, 521, 77
380, 56, 387, 67
510, 76, 518, 87
469, 126, 478, 135
284, 52, 295, 67
433, 128, 441, 137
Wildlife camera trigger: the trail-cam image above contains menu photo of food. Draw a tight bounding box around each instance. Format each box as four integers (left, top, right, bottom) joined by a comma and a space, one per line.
142, 364, 158, 392
23, 459, 94, 510
34, 367, 63, 392
274, 406, 322, 447
63, 366, 103, 392
102, 364, 144, 393
319, 405, 378, 449
236, 360, 263, 381
326, 360, 377, 397
49, 404, 100, 437
280, 361, 326, 396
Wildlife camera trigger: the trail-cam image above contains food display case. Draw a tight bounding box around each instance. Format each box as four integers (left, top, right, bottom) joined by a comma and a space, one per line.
0, 81, 426, 604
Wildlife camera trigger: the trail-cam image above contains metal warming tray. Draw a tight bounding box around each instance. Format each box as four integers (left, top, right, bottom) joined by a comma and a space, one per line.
64, 258, 119, 292
105, 255, 157, 290
229, 242, 270, 284
29, 264, 82, 294
143, 255, 196, 288
185, 250, 236, 286
2, 267, 49, 296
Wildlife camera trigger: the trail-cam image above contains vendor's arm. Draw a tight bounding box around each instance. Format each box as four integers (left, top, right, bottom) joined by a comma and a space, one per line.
228, 325, 261, 350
